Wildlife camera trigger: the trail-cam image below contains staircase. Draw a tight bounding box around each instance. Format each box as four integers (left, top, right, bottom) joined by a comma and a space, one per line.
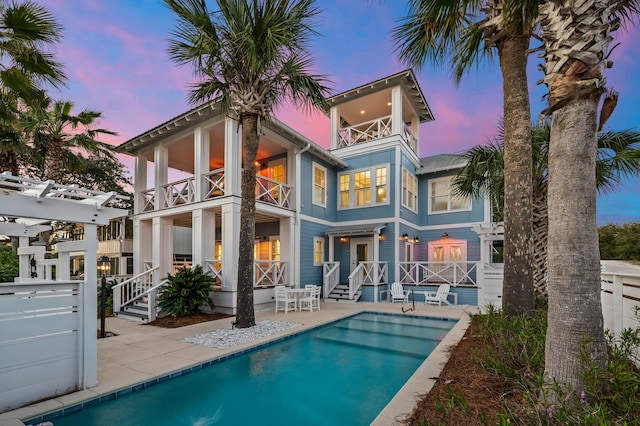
115, 299, 153, 323
325, 283, 362, 303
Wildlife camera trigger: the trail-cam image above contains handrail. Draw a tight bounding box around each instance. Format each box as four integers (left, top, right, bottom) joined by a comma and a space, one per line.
254, 260, 287, 286
204, 260, 223, 285
322, 261, 340, 298
161, 177, 195, 208
348, 263, 365, 300
112, 266, 158, 313
255, 175, 292, 209
204, 168, 225, 199
135, 278, 169, 323
338, 116, 392, 147
140, 188, 155, 212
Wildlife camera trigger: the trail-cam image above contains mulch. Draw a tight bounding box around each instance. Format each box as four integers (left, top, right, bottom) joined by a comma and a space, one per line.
146, 312, 234, 328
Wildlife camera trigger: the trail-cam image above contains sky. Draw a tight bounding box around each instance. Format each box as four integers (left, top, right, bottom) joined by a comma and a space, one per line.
43, 0, 640, 225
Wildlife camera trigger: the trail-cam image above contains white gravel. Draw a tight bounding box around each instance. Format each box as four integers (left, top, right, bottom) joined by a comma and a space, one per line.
183, 320, 302, 349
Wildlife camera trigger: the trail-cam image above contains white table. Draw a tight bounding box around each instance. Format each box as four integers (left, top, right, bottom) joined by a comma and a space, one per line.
287, 288, 312, 311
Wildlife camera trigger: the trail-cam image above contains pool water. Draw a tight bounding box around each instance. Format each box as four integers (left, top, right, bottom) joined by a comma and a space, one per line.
37, 312, 456, 426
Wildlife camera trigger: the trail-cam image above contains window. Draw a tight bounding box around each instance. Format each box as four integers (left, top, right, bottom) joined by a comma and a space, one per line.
337, 165, 389, 209
312, 162, 327, 207
313, 237, 325, 266
402, 168, 418, 211
428, 176, 471, 213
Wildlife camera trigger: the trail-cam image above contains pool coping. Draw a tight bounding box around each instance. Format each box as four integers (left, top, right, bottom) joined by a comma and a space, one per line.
3, 304, 476, 425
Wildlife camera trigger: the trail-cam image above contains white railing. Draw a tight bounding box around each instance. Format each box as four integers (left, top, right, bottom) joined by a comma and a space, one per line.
403, 124, 418, 152
399, 261, 479, 286
254, 260, 287, 287
338, 116, 392, 147
323, 261, 340, 299
256, 175, 292, 209
348, 263, 365, 300
204, 168, 225, 199
112, 266, 159, 313
140, 188, 155, 212
601, 271, 640, 336
161, 177, 195, 208
136, 278, 169, 322
359, 261, 388, 285
204, 260, 223, 285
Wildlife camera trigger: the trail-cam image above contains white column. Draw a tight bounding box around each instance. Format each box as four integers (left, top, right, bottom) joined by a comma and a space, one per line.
280, 217, 294, 287
328, 236, 334, 262
330, 107, 339, 149
192, 208, 215, 267
391, 86, 403, 135
221, 201, 241, 290
194, 126, 210, 201
134, 155, 147, 214
224, 117, 242, 196
373, 231, 380, 301
154, 146, 168, 210
133, 219, 152, 276
152, 216, 173, 278
82, 223, 98, 388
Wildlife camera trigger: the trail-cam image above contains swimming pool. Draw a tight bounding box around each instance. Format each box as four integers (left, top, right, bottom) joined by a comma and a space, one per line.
27, 312, 457, 426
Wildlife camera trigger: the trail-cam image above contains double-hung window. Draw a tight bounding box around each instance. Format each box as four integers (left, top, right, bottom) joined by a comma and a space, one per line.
312, 162, 327, 207
428, 176, 471, 213
313, 237, 325, 266
402, 168, 418, 212
338, 165, 389, 209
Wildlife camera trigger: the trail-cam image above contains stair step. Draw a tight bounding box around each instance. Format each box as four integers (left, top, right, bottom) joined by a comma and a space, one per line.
115, 310, 148, 322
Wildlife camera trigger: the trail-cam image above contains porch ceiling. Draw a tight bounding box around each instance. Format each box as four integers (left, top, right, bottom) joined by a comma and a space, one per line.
325, 223, 386, 237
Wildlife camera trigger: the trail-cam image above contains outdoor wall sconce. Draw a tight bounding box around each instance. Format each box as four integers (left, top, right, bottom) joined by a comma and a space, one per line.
402, 233, 408, 242
378, 234, 383, 241
340, 236, 348, 243
441, 232, 449, 238
414, 236, 419, 244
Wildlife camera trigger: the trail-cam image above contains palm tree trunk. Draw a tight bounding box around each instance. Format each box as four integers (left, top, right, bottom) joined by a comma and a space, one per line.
545, 96, 607, 391
532, 189, 548, 302
235, 113, 258, 328
499, 34, 534, 315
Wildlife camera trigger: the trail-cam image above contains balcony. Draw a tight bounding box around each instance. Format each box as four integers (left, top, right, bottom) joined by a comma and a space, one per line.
337, 115, 417, 152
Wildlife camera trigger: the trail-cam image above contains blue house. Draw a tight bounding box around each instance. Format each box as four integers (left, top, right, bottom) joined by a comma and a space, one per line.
115, 69, 503, 319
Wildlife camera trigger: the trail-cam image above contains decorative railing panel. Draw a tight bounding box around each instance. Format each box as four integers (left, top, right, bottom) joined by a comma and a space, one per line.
348, 263, 365, 300
323, 261, 340, 298
255, 176, 292, 209
112, 266, 158, 313
254, 260, 287, 287
161, 177, 195, 208
141, 189, 155, 212
204, 260, 223, 285
204, 168, 225, 199
398, 261, 479, 286
338, 116, 392, 147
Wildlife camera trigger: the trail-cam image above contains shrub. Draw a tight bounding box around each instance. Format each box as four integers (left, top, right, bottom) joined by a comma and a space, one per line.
0, 245, 18, 282
158, 265, 214, 316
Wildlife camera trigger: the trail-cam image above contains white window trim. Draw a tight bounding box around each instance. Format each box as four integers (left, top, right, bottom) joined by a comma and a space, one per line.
312, 162, 327, 208
427, 176, 472, 214
402, 167, 418, 213
337, 163, 390, 210
313, 236, 325, 266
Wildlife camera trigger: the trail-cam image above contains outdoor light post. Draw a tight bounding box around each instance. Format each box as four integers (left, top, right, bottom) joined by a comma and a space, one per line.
98, 256, 110, 338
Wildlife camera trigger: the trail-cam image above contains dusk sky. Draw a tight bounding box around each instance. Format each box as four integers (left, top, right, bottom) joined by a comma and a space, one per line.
44, 0, 639, 225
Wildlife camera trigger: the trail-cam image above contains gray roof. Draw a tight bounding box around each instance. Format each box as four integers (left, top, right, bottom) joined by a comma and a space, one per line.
325, 223, 386, 237
417, 154, 466, 175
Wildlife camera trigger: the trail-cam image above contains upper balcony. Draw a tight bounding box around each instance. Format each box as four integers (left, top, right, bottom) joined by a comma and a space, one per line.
327, 69, 434, 156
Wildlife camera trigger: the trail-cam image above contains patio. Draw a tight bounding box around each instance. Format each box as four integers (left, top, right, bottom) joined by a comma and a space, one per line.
0, 302, 475, 426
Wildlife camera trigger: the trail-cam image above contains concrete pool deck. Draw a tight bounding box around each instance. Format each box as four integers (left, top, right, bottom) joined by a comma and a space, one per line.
1, 302, 478, 426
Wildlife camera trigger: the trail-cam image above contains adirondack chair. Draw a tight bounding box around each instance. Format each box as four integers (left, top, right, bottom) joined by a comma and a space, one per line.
390, 282, 409, 303
423, 284, 452, 306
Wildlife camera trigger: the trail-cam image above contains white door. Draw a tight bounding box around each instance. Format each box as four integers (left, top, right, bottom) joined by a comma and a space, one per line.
350, 237, 372, 273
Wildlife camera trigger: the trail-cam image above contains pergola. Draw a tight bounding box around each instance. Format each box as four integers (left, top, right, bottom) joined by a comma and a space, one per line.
0, 172, 129, 412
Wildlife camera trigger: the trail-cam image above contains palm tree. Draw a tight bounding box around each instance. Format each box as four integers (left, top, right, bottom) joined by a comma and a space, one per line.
165, 0, 329, 328
393, 0, 542, 315
0, 0, 66, 174
21, 98, 117, 183
453, 124, 640, 301
538, 0, 638, 393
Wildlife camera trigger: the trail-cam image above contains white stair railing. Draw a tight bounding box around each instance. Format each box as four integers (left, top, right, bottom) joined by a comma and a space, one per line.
348, 263, 365, 300
112, 266, 159, 313
322, 261, 340, 298
136, 278, 169, 322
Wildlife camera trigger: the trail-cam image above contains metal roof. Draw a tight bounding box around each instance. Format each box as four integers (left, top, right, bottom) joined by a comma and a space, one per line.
325, 223, 386, 237
417, 154, 466, 175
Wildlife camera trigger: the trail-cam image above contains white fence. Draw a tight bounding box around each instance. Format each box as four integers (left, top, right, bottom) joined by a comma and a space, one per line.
0, 281, 96, 412
601, 271, 640, 336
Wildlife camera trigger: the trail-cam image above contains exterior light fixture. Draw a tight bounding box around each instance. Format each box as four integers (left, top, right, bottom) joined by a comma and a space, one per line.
441, 232, 449, 238
414, 236, 419, 244
402, 233, 408, 242
98, 256, 111, 339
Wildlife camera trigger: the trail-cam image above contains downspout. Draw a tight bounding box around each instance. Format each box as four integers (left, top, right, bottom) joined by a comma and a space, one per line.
294, 143, 311, 289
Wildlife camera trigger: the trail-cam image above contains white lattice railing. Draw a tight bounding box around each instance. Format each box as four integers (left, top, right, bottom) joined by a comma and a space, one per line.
348, 263, 365, 300
204, 260, 223, 285
161, 177, 195, 208
256, 176, 292, 209
338, 116, 392, 147
323, 261, 340, 298
403, 124, 418, 152
140, 188, 155, 212
204, 168, 225, 199
254, 260, 287, 287
359, 261, 388, 285
112, 266, 159, 313
399, 261, 479, 286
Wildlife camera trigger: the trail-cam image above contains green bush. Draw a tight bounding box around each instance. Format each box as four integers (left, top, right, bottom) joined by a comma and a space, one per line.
0, 245, 19, 283
98, 278, 118, 316
158, 265, 214, 316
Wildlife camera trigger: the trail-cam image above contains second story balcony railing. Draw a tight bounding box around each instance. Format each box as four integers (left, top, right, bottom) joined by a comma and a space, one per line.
255, 175, 292, 209
337, 115, 418, 153
162, 177, 195, 208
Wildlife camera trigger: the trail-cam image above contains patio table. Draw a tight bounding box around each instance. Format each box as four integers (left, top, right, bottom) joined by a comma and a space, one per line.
286, 288, 312, 311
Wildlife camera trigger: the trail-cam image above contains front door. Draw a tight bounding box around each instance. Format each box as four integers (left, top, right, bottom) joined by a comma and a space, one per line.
350, 237, 372, 273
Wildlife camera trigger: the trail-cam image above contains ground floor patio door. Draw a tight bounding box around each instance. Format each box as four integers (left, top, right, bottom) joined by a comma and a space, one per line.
350, 237, 372, 273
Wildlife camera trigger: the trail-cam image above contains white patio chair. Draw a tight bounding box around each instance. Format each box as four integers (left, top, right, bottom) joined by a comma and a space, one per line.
299, 286, 321, 312
274, 285, 296, 313
390, 282, 409, 303
423, 284, 452, 306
